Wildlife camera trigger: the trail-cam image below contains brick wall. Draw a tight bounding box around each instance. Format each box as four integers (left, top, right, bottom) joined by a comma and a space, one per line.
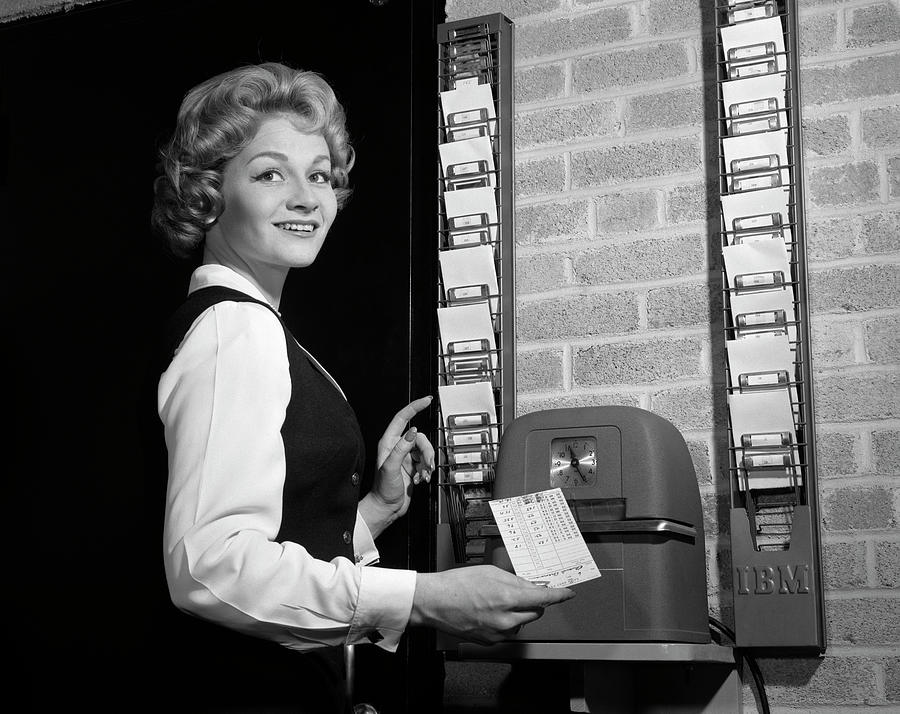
446, 0, 899, 710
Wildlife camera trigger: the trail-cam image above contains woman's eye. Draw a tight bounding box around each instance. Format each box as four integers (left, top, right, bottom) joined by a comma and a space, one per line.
252, 169, 284, 182
310, 171, 333, 185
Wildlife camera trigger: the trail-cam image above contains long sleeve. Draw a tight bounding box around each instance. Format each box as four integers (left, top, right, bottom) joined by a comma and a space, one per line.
158, 298, 416, 652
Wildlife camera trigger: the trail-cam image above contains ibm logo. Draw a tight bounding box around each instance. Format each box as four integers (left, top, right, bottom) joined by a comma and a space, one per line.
735, 563, 810, 595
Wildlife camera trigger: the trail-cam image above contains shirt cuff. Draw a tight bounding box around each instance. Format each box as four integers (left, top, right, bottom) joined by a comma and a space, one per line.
353, 511, 380, 566
349, 566, 416, 652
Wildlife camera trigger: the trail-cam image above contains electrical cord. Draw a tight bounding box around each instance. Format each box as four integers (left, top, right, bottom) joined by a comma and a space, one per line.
709, 615, 770, 714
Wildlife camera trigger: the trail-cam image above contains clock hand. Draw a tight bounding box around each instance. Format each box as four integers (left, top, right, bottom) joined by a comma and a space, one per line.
568, 445, 588, 483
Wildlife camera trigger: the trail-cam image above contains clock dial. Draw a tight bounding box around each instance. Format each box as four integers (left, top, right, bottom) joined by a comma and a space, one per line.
549, 436, 597, 488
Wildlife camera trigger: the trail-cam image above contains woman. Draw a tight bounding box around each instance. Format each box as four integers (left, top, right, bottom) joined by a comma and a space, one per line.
151, 62, 573, 713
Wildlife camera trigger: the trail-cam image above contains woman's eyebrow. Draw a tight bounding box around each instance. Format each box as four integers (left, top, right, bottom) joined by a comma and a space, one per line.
245, 150, 289, 166
244, 151, 331, 166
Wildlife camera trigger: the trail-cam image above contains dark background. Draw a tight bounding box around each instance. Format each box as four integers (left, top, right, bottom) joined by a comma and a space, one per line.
2, 0, 442, 709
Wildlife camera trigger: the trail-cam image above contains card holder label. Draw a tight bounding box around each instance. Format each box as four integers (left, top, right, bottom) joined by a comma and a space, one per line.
738, 370, 789, 388
729, 97, 778, 118
733, 171, 782, 192
735, 270, 785, 289
732, 154, 779, 173
741, 431, 793, 448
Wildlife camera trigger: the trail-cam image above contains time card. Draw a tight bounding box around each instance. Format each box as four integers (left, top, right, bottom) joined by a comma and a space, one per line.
488, 488, 601, 588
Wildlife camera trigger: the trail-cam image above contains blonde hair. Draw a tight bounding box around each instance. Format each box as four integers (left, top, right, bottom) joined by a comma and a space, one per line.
151, 62, 354, 258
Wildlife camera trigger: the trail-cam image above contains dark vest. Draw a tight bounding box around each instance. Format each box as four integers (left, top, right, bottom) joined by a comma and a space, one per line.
161, 285, 365, 560
152, 285, 364, 713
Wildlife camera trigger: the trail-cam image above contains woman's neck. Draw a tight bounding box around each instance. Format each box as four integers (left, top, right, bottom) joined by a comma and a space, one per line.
201, 244, 287, 309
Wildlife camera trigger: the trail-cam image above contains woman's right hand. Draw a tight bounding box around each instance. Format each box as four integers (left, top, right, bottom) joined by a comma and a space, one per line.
409, 565, 575, 645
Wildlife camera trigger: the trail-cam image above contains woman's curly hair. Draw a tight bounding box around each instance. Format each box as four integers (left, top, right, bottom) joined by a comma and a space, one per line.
151, 62, 355, 259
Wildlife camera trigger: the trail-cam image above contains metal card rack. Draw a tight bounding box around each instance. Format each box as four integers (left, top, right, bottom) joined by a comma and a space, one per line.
715, 0, 826, 651
435, 13, 515, 564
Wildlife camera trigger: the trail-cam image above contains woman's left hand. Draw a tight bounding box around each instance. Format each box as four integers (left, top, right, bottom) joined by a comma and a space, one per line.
360, 396, 435, 536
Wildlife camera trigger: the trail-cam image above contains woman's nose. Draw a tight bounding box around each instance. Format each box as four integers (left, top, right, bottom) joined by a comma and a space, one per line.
288, 180, 319, 212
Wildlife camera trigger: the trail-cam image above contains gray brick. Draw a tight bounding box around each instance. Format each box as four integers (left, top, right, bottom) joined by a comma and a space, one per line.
810, 319, 857, 368
890, 155, 900, 198
815, 372, 899, 422
801, 53, 900, 105
808, 161, 880, 207
516, 390, 642, 417
626, 85, 705, 133
823, 541, 867, 589
802, 114, 851, 157
861, 211, 900, 254
594, 190, 660, 234
516, 252, 567, 294
756, 656, 881, 705
810, 264, 900, 313
848, 2, 900, 48
861, 105, 900, 149
515, 199, 589, 245
887, 656, 900, 702
573, 336, 706, 386
799, 12, 838, 57
647, 0, 714, 35
665, 181, 717, 224
573, 234, 706, 286
445, 0, 560, 22
515, 154, 565, 198
650, 384, 725, 431
516, 348, 564, 392
827, 597, 900, 644
516, 8, 632, 60
515, 63, 565, 105
647, 281, 722, 330
571, 136, 702, 190
686, 438, 712, 484
873, 428, 900, 475
806, 215, 858, 261
816, 430, 861, 476
515, 100, 619, 149
573, 42, 689, 94
866, 315, 900, 366
876, 541, 900, 588
517, 292, 639, 341
822, 485, 896, 530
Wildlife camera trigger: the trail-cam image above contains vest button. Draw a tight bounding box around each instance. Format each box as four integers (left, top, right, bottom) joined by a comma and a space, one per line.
351, 472, 360, 486
342, 530, 352, 544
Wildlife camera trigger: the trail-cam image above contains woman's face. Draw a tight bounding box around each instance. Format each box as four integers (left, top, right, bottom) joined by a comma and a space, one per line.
209, 114, 338, 272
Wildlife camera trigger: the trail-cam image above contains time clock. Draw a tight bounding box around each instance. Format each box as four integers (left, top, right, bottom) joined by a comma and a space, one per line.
549, 436, 597, 488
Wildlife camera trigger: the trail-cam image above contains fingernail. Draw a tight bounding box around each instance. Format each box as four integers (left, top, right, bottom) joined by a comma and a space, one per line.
413, 473, 421, 485
405, 428, 417, 442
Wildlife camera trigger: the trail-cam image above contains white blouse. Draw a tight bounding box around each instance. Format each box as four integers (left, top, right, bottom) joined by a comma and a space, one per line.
158, 264, 416, 652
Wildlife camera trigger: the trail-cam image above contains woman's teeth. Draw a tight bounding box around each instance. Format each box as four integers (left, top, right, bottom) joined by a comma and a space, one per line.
278, 223, 314, 232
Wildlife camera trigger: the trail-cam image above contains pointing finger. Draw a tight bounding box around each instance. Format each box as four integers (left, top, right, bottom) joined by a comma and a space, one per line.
385, 396, 433, 436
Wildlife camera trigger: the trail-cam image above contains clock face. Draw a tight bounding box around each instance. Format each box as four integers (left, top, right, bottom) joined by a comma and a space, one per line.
549, 436, 597, 488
